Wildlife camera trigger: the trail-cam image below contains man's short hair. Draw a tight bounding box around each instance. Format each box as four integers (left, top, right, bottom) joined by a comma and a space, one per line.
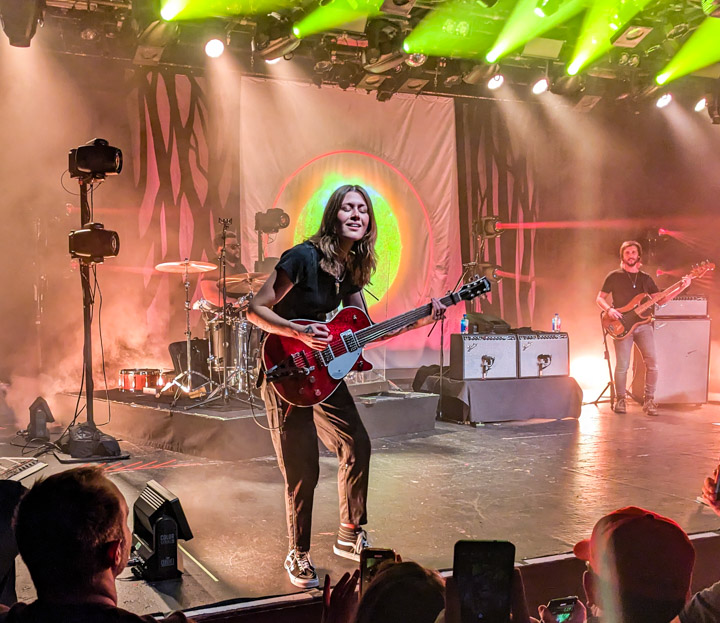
574, 506, 695, 623
14, 467, 126, 593
213, 231, 238, 250
619, 240, 643, 258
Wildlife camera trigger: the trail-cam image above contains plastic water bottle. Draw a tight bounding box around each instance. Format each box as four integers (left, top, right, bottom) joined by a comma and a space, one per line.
552, 313, 561, 333
460, 314, 469, 334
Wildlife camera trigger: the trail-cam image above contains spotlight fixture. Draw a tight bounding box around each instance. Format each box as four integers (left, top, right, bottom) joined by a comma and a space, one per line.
205, 38, 225, 58
254, 208, 290, 234
656, 93, 672, 108
253, 13, 301, 62
364, 19, 406, 73
550, 74, 585, 96
532, 77, 549, 94
534, 0, 561, 18
474, 217, 503, 239
695, 97, 707, 112
405, 53, 427, 67
487, 74, 504, 90
478, 263, 502, 283
462, 63, 501, 86
0, 0, 44, 47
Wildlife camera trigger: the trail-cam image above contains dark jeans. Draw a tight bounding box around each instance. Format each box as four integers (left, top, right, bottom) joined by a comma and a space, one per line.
261, 380, 371, 552
613, 323, 658, 399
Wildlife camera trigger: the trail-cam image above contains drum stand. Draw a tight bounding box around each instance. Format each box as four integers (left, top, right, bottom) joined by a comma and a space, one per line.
164, 262, 214, 406
191, 221, 258, 409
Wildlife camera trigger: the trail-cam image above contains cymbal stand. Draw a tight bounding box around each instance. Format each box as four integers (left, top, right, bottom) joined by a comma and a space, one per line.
191, 219, 253, 409
165, 261, 213, 406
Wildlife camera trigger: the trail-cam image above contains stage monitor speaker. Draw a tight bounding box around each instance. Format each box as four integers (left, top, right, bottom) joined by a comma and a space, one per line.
631, 318, 710, 404
517, 332, 569, 378
449, 334, 517, 380
654, 295, 708, 318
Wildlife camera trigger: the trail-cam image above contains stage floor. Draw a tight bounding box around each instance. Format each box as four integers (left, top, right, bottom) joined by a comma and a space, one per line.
4, 398, 720, 616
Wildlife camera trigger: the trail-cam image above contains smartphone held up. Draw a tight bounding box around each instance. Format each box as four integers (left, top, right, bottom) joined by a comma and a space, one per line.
453, 540, 516, 623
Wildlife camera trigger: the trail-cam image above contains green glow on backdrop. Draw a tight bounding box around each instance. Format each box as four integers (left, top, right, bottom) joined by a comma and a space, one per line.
292, 0, 382, 38
655, 18, 720, 85
292, 175, 402, 303
567, 0, 651, 75
403, 0, 498, 59
485, 0, 584, 63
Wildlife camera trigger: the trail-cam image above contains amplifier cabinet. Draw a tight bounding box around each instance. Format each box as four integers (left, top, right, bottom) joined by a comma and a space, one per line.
517, 332, 570, 378
654, 295, 708, 318
449, 334, 518, 380
631, 318, 710, 404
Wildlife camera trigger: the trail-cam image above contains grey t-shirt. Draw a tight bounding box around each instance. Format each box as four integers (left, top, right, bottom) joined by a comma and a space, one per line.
680, 582, 720, 623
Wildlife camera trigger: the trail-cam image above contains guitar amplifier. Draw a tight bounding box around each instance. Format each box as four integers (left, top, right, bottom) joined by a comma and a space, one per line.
654, 295, 708, 318
517, 332, 570, 378
449, 334, 518, 380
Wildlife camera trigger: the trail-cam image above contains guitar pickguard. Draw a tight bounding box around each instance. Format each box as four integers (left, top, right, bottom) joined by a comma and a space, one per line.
328, 351, 362, 380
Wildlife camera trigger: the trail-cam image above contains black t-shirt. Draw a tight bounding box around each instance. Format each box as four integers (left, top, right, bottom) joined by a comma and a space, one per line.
601, 269, 659, 309
223, 260, 248, 276
272, 241, 361, 322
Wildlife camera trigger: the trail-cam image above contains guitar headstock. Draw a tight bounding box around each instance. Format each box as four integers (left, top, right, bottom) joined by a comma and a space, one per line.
687, 261, 715, 280
458, 275, 492, 301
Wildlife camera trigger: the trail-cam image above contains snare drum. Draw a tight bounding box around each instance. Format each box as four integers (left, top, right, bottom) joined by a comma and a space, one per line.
118, 369, 162, 392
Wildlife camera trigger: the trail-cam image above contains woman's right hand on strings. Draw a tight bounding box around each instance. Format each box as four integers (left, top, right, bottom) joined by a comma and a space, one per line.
293, 322, 332, 350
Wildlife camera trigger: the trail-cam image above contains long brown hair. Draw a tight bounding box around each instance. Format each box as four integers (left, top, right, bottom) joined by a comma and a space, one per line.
308, 184, 377, 288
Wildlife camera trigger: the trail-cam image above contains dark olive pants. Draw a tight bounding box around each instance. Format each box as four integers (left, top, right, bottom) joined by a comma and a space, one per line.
261, 380, 371, 552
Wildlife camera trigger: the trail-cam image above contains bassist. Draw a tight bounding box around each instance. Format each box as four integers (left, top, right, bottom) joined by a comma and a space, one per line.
247, 184, 445, 589
596, 240, 689, 416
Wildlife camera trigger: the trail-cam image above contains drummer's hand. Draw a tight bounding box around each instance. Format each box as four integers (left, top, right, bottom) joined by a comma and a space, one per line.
293, 322, 332, 350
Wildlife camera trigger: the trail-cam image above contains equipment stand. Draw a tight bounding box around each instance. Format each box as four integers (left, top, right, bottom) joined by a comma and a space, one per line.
583, 314, 616, 408
56, 177, 128, 463
192, 220, 256, 410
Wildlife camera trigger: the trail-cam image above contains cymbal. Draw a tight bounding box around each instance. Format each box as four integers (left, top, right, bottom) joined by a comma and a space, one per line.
155, 260, 218, 274
220, 272, 269, 294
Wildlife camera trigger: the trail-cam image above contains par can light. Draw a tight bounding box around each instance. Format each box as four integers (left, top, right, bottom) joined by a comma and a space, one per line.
254, 208, 290, 233
68, 138, 123, 179
69, 223, 120, 264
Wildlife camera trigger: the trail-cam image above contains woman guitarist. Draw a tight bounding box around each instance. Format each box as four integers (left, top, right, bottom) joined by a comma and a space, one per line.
596, 240, 689, 416
248, 184, 445, 589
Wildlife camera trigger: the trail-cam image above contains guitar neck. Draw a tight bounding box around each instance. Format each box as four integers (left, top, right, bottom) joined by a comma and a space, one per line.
356, 291, 460, 347
636, 279, 686, 314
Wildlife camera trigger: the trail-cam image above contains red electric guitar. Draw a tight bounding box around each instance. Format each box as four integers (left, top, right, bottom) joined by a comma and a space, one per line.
601, 261, 714, 340
262, 276, 491, 406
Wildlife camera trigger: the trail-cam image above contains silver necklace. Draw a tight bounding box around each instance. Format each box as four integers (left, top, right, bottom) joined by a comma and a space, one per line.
626, 271, 639, 289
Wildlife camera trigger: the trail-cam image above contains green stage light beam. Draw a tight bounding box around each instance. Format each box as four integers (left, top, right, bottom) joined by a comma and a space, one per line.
292, 0, 382, 38
161, 0, 294, 20
566, 0, 650, 75
484, 0, 584, 63
403, 0, 500, 60
655, 18, 720, 85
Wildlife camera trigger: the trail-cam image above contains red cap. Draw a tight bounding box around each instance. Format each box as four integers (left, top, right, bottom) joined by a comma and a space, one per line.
573, 506, 695, 601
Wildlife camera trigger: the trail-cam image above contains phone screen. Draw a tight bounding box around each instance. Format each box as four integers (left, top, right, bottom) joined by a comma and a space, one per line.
453, 541, 515, 623
548, 597, 578, 623
360, 548, 395, 595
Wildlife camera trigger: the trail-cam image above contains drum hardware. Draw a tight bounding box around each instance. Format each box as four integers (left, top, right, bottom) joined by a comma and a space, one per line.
191, 219, 260, 409
155, 259, 217, 404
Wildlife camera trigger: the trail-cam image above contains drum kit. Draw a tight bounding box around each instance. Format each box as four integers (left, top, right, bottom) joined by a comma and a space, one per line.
154, 258, 268, 406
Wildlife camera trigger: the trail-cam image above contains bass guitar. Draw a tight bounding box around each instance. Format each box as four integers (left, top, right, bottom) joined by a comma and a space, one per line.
262, 276, 491, 406
601, 261, 714, 340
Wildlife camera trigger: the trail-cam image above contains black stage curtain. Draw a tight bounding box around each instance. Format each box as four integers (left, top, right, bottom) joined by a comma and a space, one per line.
455, 99, 539, 329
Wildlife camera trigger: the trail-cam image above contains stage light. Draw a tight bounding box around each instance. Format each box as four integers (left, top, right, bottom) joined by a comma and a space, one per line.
205, 38, 225, 58
253, 13, 301, 62
255, 208, 290, 234
654, 18, 720, 86
534, 0, 561, 18
487, 74, 504, 89
69, 224, 120, 264
364, 19, 406, 73
68, 138, 123, 179
405, 53, 427, 67
532, 77, 549, 94
27, 397, 55, 442
475, 216, 503, 239
656, 93, 672, 108
132, 480, 193, 582
478, 263, 502, 283
695, 97, 707, 112
462, 63, 501, 85
0, 0, 43, 47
